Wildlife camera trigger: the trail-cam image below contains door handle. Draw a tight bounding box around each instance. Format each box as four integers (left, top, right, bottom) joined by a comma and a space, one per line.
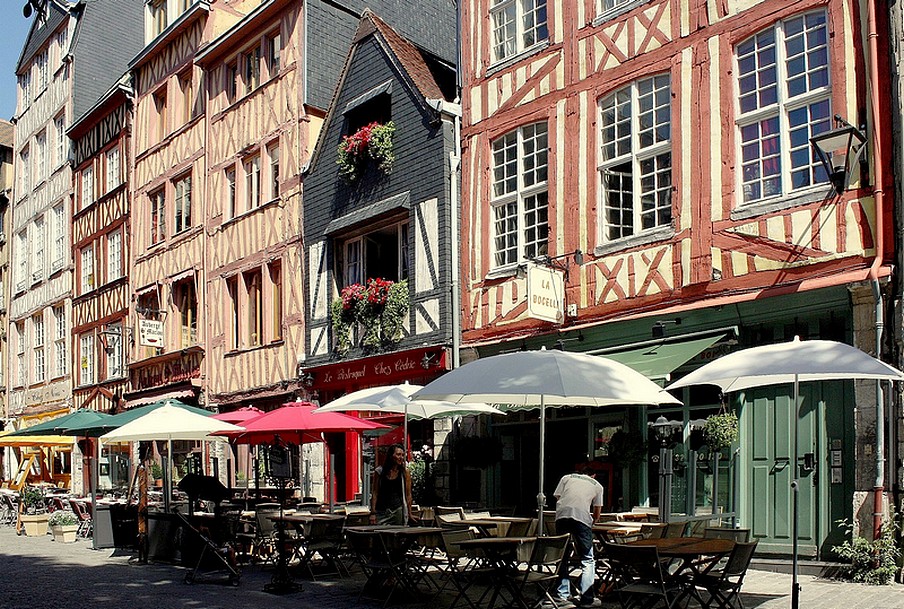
771, 458, 790, 473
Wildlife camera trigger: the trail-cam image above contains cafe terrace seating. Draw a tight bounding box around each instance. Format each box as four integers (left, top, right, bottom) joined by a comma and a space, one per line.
604, 541, 684, 609
513, 534, 571, 608
689, 539, 758, 609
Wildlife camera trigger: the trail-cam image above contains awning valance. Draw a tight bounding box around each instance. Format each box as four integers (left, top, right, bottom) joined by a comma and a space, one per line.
594, 333, 727, 382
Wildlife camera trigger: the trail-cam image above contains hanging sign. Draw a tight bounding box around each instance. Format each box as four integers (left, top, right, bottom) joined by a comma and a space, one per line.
526, 262, 565, 324
138, 319, 164, 347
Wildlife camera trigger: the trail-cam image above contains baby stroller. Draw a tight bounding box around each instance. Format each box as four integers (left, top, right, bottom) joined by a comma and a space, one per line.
176, 511, 241, 586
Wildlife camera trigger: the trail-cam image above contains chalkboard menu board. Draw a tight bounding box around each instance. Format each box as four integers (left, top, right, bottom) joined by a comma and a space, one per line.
265, 445, 293, 479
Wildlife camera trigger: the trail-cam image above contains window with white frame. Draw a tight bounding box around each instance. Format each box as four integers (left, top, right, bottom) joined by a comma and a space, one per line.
225, 61, 238, 103
269, 261, 283, 341
226, 276, 240, 349
105, 321, 124, 379
244, 153, 261, 210
490, 122, 549, 267
19, 147, 29, 195
598, 74, 672, 241
105, 146, 120, 193
79, 332, 95, 386
55, 115, 66, 167
174, 279, 198, 347
80, 164, 94, 209
80, 243, 95, 294
150, 188, 165, 245
179, 69, 193, 125
174, 173, 192, 233
491, 0, 548, 62
153, 89, 167, 143
35, 131, 46, 184
736, 11, 831, 204
244, 269, 262, 347
33, 313, 45, 383
54, 305, 67, 378
150, 0, 168, 37
37, 50, 48, 90
52, 203, 65, 270
15, 231, 27, 291
267, 142, 279, 201
225, 167, 236, 218
107, 229, 123, 282
243, 46, 261, 93
16, 321, 25, 387
268, 31, 281, 77
32, 217, 45, 283
340, 221, 410, 287
20, 69, 32, 109
56, 29, 68, 66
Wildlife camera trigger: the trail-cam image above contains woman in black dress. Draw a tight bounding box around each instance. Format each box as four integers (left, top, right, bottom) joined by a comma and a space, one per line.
369, 444, 415, 525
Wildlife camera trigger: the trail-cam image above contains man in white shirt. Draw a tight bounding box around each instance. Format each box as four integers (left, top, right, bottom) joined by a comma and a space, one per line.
553, 463, 604, 607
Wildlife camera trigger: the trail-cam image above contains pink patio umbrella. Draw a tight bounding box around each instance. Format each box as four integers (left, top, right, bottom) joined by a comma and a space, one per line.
221, 401, 388, 446
212, 406, 264, 424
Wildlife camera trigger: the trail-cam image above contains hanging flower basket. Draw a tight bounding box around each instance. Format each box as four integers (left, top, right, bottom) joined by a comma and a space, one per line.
337, 121, 396, 182
331, 279, 408, 355
703, 412, 739, 451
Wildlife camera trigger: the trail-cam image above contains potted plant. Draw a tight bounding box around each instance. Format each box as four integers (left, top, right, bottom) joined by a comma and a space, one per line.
149, 462, 164, 488
336, 121, 396, 182
703, 412, 739, 452
49, 509, 79, 543
19, 486, 49, 537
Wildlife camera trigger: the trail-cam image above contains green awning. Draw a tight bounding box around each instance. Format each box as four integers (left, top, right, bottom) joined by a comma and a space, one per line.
600, 334, 725, 381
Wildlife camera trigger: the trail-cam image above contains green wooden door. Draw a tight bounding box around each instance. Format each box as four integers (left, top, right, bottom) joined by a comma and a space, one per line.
744, 384, 822, 557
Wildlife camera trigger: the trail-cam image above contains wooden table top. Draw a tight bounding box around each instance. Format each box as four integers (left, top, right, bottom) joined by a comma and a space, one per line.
457, 535, 536, 548
345, 525, 444, 536
629, 536, 735, 556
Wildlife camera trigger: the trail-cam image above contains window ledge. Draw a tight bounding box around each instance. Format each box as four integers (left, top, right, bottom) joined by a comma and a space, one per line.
590, 0, 652, 28
484, 265, 519, 281
221, 197, 280, 228
224, 340, 283, 357
486, 40, 551, 77
731, 188, 830, 221
593, 226, 675, 257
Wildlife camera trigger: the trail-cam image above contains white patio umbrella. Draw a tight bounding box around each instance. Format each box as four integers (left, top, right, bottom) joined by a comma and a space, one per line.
100, 405, 245, 512
412, 348, 681, 532
315, 383, 505, 451
665, 337, 904, 609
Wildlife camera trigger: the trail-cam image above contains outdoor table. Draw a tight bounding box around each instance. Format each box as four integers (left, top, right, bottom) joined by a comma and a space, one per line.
345, 525, 445, 603
456, 535, 537, 609
462, 516, 534, 537
627, 535, 735, 603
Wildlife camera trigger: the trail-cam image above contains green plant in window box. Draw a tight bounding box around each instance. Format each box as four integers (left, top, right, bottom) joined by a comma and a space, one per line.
703, 412, 739, 452
337, 121, 396, 182
331, 279, 408, 355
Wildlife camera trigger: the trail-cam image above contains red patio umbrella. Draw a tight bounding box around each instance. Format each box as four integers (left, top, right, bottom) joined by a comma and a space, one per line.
221, 401, 388, 445
211, 406, 264, 424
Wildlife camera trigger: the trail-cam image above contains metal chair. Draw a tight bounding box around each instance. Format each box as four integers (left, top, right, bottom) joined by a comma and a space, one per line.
513, 533, 571, 608
297, 516, 348, 579
704, 527, 751, 542
69, 499, 93, 538
604, 541, 684, 609
692, 540, 759, 609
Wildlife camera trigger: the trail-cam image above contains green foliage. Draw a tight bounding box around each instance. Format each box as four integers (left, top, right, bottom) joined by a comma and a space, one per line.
19, 486, 46, 511
833, 518, 901, 585
703, 412, 739, 451
607, 430, 647, 468
337, 121, 395, 182
49, 510, 78, 527
149, 462, 164, 480
408, 459, 427, 505
331, 280, 409, 355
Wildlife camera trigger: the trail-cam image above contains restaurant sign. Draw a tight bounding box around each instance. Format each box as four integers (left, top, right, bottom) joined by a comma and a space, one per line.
138, 319, 164, 347
526, 262, 564, 324
308, 346, 448, 392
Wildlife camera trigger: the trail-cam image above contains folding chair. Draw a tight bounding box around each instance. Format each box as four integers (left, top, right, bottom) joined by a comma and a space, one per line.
235, 508, 280, 563
662, 522, 689, 538
0, 494, 18, 527
438, 528, 483, 609
513, 533, 571, 608
704, 528, 751, 543
345, 529, 417, 608
69, 499, 93, 538
604, 541, 683, 609
692, 540, 758, 609
297, 516, 348, 579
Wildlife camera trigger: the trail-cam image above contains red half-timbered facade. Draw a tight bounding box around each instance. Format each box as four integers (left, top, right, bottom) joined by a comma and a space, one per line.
460, 0, 895, 557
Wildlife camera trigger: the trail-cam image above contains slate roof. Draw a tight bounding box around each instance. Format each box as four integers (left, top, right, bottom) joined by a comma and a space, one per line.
0, 120, 14, 149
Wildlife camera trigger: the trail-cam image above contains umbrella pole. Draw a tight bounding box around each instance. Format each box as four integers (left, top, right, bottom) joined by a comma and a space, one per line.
91, 439, 99, 550
537, 396, 546, 536
791, 374, 800, 609
404, 403, 409, 459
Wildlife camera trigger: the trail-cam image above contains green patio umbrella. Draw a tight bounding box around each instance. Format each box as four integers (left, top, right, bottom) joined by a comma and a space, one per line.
8, 409, 114, 437
61, 399, 211, 438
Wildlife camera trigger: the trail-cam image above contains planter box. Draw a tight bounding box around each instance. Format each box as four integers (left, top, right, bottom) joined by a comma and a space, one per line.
21, 513, 50, 537
51, 524, 78, 543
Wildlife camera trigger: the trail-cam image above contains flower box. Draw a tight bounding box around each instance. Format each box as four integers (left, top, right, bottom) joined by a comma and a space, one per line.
20, 513, 50, 537
51, 524, 79, 543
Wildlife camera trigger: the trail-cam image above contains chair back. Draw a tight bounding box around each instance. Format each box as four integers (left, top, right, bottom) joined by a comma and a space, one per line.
525, 533, 570, 570
504, 519, 533, 537
722, 539, 758, 577
640, 523, 665, 539
436, 505, 466, 518
662, 522, 688, 538
255, 509, 280, 538
541, 510, 557, 535
704, 527, 750, 542
441, 528, 476, 560
68, 499, 90, 522
437, 513, 468, 528
605, 541, 671, 592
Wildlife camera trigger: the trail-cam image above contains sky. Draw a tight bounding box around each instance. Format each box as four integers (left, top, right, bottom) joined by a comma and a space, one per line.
0, 5, 31, 121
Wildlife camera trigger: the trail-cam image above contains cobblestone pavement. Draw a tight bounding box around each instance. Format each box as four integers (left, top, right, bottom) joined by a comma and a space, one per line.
2, 527, 904, 609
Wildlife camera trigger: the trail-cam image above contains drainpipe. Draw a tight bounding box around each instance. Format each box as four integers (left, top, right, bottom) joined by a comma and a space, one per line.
867, 0, 887, 541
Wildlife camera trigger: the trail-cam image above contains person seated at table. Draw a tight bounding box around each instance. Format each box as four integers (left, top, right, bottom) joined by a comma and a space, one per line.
553, 462, 604, 608
369, 444, 416, 525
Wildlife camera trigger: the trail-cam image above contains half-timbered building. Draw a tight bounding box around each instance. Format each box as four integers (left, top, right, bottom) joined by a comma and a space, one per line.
127, 0, 209, 409
460, 0, 894, 558
8, 0, 142, 491
0, 119, 13, 481
302, 9, 458, 502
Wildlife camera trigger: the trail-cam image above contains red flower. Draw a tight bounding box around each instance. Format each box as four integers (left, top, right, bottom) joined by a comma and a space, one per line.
340, 283, 366, 311
366, 278, 393, 307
